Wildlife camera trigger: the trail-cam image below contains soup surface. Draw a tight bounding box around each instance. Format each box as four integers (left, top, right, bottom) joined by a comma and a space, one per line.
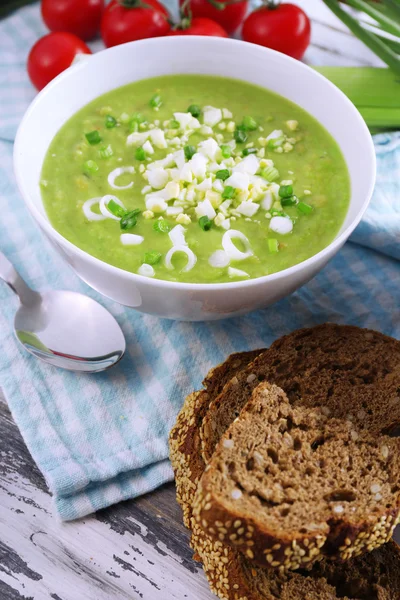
41, 75, 350, 283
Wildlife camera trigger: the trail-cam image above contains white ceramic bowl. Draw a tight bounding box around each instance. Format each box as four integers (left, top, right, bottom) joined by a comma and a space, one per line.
14, 37, 375, 321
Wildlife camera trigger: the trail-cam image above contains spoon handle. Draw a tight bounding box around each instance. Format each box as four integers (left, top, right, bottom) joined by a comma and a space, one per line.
0, 251, 41, 307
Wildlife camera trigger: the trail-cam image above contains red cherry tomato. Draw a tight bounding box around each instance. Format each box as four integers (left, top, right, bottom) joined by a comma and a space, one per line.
27, 32, 92, 91
242, 4, 311, 60
41, 0, 104, 41
100, 0, 171, 48
179, 0, 247, 34
168, 17, 228, 37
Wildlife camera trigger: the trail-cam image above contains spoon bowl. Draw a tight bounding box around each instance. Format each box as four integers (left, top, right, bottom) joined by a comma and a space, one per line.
1, 252, 126, 372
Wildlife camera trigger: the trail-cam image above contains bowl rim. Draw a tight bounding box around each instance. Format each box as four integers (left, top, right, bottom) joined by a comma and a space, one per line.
14, 36, 376, 292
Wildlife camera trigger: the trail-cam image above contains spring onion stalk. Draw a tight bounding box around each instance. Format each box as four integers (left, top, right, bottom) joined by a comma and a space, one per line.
262, 166, 279, 182
321, 0, 400, 76
85, 130, 102, 145
242, 148, 258, 156
99, 144, 113, 159
222, 186, 235, 199
105, 115, 117, 129
184, 145, 196, 160
314, 67, 400, 129
187, 104, 201, 118
298, 202, 313, 215
221, 145, 232, 158
199, 216, 212, 231
83, 160, 99, 174
268, 239, 279, 253
153, 220, 171, 233
143, 251, 162, 265
135, 147, 146, 161
216, 169, 230, 181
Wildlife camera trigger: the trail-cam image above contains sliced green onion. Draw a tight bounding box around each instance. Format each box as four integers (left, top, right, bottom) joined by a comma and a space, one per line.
187, 104, 201, 118
129, 119, 139, 133
261, 166, 279, 182
270, 209, 286, 217
297, 201, 313, 215
108, 199, 126, 218
150, 93, 162, 108
234, 127, 248, 144
83, 160, 99, 175
242, 148, 257, 156
279, 185, 293, 198
135, 147, 146, 161
143, 251, 162, 265
85, 130, 102, 145
242, 116, 258, 131
222, 186, 235, 199
153, 219, 171, 233
281, 196, 297, 207
120, 209, 141, 230
268, 238, 279, 253
221, 145, 232, 158
184, 145, 196, 160
105, 115, 117, 129
99, 144, 113, 159
199, 216, 212, 231
170, 119, 180, 129
216, 169, 230, 181
268, 136, 285, 149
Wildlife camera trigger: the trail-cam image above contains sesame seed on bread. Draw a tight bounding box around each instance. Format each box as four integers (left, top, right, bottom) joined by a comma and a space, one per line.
194, 382, 400, 569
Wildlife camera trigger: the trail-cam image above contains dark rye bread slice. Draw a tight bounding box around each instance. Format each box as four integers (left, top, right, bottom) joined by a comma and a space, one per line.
171, 360, 400, 600
169, 349, 263, 527
194, 383, 400, 569
201, 324, 400, 464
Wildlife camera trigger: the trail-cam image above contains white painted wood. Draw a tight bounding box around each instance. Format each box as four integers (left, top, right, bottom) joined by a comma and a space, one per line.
0, 3, 396, 599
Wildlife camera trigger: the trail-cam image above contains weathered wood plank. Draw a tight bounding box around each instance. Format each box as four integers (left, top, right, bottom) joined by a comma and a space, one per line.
0, 397, 211, 600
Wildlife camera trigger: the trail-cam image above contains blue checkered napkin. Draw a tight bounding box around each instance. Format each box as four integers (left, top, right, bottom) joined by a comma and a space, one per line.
0, 4, 399, 520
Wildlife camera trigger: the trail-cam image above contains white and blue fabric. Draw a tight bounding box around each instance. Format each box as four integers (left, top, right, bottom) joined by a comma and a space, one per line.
0, 4, 399, 520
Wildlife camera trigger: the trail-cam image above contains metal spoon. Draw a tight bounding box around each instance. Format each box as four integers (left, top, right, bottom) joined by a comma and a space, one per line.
0, 251, 126, 372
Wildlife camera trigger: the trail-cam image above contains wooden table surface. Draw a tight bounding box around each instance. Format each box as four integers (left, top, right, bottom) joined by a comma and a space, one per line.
1, 2, 398, 599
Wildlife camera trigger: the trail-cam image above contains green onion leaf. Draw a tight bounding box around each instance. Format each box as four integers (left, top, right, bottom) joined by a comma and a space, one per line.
279, 185, 293, 198
187, 104, 201, 118
129, 119, 139, 133
150, 93, 162, 108
135, 147, 146, 161
105, 115, 117, 129
108, 200, 126, 218
98, 144, 113, 159
281, 196, 297, 207
85, 130, 102, 145
170, 119, 180, 129
234, 127, 248, 144
83, 160, 99, 175
268, 238, 279, 253
199, 216, 212, 231
297, 201, 313, 215
120, 208, 141, 230
153, 219, 171, 233
242, 116, 258, 131
184, 145, 196, 160
216, 169, 230, 181
222, 186, 235, 199
221, 145, 232, 158
143, 251, 162, 265
242, 148, 257, 156
261, 166, 279, 181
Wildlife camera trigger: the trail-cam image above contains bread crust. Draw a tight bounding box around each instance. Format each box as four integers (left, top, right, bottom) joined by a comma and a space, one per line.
169, 350, 263, 527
